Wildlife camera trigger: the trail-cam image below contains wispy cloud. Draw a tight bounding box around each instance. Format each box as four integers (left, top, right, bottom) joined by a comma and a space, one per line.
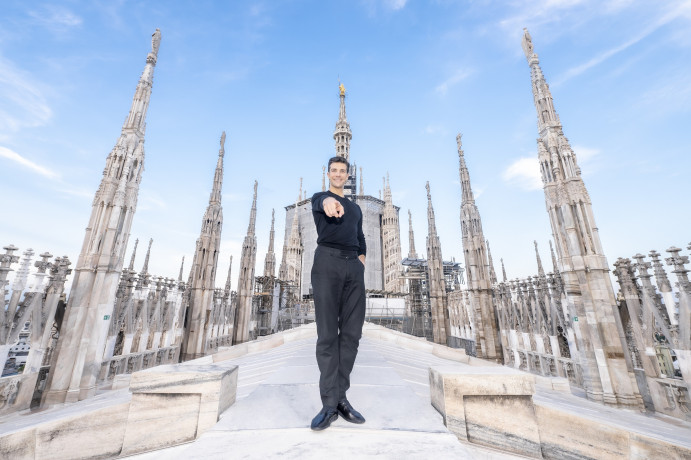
424, 124, 446, 135
502, 157, 542, 190
28, 5, 82, 32
550, 2, 691, 85
362, 0, 408, 16
0, 146, 59, 179
639, 71, 691, 116
435, 68, 472, 96
0, 56, 52, 136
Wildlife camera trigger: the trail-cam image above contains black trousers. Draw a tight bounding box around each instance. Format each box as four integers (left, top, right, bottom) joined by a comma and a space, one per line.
311, 245, 366, 409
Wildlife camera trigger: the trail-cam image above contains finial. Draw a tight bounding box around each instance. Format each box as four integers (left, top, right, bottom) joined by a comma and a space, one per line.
549, 240, 559, 273
339, 82, 346, 96
359, 167, 364, 196
534, 240, 545, 277
298, 177, 303, 201
521, 28, 534, 60
501, 258, 507, 282
142, 238, 153, 274
151, 29, 162, 56
178, 256, 185, 281
456, 133, 463, 155
219, 131, 226, 157
322, 166, 326, 191
425, 181, 431, 200
128, 238, 139, 271
225, 255, 233, 293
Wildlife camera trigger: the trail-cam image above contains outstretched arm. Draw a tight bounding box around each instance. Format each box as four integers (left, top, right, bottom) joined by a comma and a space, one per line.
322, 197, 345, 218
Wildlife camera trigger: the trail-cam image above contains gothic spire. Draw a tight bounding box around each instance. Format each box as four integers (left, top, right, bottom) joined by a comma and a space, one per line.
501, 258, 507, 282
487, 240, 497, 285
247, 180, 258, 235
322, 166, 326, 192
457, 133, 475, 203
359, 167, 364, 196
549, 240, 559, 274
263, 210, 276, 278
210, 132, 225, 205
534, 240, 545, 277
225, 255, 233, 293
426, 181, 437, 238
408, 210, 418, 259
122, 28, 161, 135
141, 238, 153, 274
178, 256, 185, 281
334, 82, 352, 161
128, 238, 139, 271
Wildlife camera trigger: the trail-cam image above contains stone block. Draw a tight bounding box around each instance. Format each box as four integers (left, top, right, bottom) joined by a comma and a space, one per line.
111, 373, 132, 390
429, 365, 540, 458
534, 403, 628, 459
213, 343, 248, 362
247, 335, 283, 353
120, 393, 201, 456
0, 427, 35, 460
35, 401, 130, 460
629, 433, 691, 459
129, 363, 238, 437
432, 344, 469, 363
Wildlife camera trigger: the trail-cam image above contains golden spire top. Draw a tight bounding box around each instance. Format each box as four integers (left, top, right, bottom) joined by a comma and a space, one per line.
339, 82, 346, 96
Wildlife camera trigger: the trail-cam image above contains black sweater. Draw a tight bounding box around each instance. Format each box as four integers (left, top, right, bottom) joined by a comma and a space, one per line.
311, 191, 366, 256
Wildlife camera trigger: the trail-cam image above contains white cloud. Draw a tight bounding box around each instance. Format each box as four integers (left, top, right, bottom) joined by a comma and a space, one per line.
0, 146, 59, 179
435, 68, 472, 95
552, 2, 691, 85
572, 145, 599, 162
28, 6, 82, 31
424, 124, 446, 135
384, 0, 407, 10
362, 0, 408, 16
0, 57, 52, 135
503, 157, 542, 190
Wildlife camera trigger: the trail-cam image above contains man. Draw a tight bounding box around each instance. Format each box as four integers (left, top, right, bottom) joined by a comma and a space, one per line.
309, 156, 367, 431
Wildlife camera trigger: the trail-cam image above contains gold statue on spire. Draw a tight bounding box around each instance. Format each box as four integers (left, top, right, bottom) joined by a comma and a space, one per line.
339, 82, 346, 96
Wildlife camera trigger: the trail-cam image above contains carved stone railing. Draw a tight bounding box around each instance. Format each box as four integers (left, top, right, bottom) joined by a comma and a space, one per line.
99, 345, 179, 383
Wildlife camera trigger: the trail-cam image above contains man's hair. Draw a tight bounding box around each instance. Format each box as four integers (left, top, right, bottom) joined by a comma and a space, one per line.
327, 156, 349, 172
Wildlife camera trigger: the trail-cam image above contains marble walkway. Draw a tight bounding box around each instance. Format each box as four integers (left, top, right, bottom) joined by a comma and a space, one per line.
131, 332, 526, 459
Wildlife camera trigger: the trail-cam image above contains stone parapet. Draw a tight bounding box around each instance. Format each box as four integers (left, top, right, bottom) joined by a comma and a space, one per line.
0, 361, 238, 459
430, 365, 691, 459
429, 365, 541, 458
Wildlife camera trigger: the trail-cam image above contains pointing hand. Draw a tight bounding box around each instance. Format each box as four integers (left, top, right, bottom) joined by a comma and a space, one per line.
323, 197, 345, 218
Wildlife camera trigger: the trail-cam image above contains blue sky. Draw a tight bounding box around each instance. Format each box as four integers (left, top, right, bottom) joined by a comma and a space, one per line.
1, 1, 689, 289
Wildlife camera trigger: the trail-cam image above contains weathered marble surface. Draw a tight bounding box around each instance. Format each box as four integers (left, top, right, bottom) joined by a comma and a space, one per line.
430, 365, 541, 457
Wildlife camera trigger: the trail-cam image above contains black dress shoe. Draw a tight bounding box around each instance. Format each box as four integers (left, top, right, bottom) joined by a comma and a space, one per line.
310, 407, 338, 431
337, 399, 365, 424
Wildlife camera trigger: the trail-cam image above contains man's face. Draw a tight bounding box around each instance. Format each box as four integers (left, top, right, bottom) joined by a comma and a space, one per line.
327, 162, 349, 189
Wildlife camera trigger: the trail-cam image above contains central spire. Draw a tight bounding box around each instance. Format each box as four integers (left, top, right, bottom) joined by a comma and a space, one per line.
334, 82, 352, 162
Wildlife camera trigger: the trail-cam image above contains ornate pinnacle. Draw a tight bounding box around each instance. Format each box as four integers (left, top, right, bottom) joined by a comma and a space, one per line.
501, 258, 507, 282
225, 255, 233, 293
487, 240, 497, 285
534, 240, 545, 277
549, 240, 559, 274
35, 252, 53, 274
128, 238, 139, 271
178, 256, 185, 281
322, 166, 326, 192
456, 133, 463, 155
142, 238, 153, 274
521, 28, 534, 60
220, 131, 226, 157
